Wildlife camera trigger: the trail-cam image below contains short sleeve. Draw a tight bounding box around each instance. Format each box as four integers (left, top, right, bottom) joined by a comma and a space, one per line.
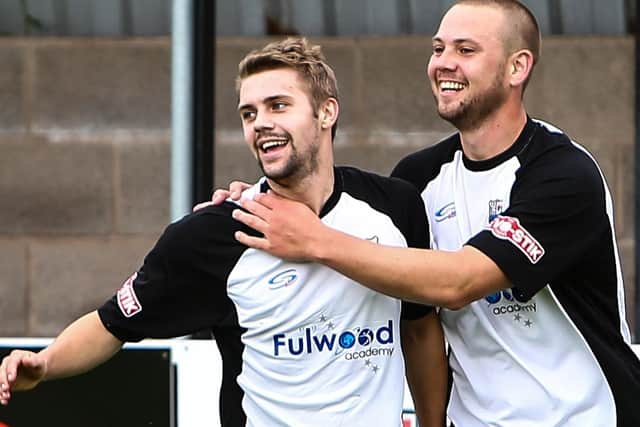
98, 206, 247, 341
468, 146, 608, 300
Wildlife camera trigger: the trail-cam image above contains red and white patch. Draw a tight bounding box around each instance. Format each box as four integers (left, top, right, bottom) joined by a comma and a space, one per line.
117, 272, 142, 318
489, 215, 545, 264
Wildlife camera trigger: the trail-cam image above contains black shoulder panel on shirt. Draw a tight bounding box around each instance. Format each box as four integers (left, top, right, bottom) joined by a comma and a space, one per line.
336, 166, 429, 251
98, 201, 253, 342
390, 133, 460, 191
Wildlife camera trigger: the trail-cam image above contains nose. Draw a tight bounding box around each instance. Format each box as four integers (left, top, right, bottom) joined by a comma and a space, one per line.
429, 48, 456, 73
253, 111, 274, 132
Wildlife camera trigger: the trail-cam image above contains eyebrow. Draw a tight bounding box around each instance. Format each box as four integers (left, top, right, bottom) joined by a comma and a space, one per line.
238, 94, 291, 111
432, 36, 477, 45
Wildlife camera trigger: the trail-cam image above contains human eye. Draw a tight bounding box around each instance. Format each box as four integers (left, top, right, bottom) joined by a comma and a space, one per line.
240, 110, 256, 121
272, 101, 288, 111
432, 44, 444, 55
459, 46, 475, 54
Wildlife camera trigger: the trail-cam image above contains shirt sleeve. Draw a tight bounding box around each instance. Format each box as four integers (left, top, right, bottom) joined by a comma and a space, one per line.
467, 145, 608, 300
98, 206, 246, 342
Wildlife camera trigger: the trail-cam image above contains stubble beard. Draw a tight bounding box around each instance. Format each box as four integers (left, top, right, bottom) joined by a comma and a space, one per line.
258, 133, 321, 185
435, 71, 509, 133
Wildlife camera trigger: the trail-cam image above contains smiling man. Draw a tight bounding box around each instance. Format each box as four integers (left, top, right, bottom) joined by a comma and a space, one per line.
0, 38, 447, 427
226, 1, 640, 426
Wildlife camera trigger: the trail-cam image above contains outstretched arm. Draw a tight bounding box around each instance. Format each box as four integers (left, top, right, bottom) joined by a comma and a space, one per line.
0, 311, 122, 405
401, 311, 448, 427
232, 192, 510, 308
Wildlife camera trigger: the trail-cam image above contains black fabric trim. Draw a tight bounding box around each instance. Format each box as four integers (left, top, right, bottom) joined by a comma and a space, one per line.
462, 117, 538, 171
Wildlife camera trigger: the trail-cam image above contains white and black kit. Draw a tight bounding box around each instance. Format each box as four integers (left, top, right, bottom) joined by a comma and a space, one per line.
392, 117, 640, 427
98, 166, 433, 427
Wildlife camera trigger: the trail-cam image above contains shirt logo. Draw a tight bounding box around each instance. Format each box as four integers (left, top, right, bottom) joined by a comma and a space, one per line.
484, 289, 537, 328
489, 215, 545, 264
273, 320, 395, 360
117, 272, 142, 317
434, 202, 456, 222
268, 269, 298, 290
488, 199, 504, 223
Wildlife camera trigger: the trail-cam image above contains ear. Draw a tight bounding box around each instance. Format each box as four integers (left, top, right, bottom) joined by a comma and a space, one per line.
509, 49, 534, 88
319, 97, 339, 129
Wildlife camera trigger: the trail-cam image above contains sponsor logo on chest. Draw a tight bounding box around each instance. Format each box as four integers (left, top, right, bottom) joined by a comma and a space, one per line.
434, 202, 456, 222
267, 269, 298, 290
273, 320, 395, 370
484, 289, 537, 328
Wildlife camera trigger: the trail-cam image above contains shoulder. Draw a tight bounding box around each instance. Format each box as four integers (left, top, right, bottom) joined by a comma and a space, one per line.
511, 120, 607, 214
158, 203, 242, 253
337, 165, 422, 203
521, 120, 603, 187
391, 133, 461, 189
335, 166, 428, 243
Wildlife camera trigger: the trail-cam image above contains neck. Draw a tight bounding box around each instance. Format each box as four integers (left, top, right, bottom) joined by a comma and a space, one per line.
459, 102, 528, 161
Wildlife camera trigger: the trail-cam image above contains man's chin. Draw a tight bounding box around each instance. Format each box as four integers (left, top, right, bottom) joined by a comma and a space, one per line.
437, 108, 464, 125
261, 165, 294, 182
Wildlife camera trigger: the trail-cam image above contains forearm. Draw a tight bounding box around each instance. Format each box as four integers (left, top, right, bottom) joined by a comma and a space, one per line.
40, 311, 123, 381
232, 193, 509, 307
313, 228, 507, 309
402, 314, 448, 427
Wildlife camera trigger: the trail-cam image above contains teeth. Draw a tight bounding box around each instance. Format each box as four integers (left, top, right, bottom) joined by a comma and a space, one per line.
260, 139, 287, 151
440, 81, 465, 91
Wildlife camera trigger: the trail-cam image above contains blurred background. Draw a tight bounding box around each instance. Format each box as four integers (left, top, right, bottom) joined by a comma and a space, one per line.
0, 0, 636, 343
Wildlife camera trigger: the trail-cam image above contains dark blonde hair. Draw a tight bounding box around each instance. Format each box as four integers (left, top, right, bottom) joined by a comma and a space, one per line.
237, 37, 339, 139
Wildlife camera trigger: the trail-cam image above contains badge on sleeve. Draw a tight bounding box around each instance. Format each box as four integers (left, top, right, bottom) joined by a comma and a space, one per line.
489, 216, 545, 264
117, 272, 143, 317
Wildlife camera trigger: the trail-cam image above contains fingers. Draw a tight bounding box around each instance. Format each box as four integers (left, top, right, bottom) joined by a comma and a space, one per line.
238, 198, 273, 222
213, 189, 232, 204
194, 189, 232, 212
0, 357, 9, 405
235, 231, 269, 250
229, 181, 251, 199
0, 386, 9, 405
0, 351, 21, 387
232, 209, 269, 234
0, 350, 33, 405
255, 191, 284, 209
196, 181, 252, 212
193, 201, 215, 212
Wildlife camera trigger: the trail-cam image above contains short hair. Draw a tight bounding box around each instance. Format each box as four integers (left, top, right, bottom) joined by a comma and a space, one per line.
237, 37, 339, 139
455, 0, 541, 89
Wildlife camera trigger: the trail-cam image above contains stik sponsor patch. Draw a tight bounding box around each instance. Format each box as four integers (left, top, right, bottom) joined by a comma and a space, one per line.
489, 216, 545, 264
117, 272, 142, 317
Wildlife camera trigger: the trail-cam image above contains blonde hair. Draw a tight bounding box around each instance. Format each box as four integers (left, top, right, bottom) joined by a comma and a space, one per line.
237, 37, 339, 139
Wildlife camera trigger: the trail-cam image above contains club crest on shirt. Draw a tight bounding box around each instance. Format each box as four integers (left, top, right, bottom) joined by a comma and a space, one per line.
488, 199, 505, 223
489, 215, 545, 264
117, 272, 142, 317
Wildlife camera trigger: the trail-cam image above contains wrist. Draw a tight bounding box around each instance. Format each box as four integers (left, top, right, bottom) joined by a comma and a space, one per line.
308, 224, 335, 264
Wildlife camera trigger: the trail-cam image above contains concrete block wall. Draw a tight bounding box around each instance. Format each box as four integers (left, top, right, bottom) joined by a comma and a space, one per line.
0, 36, 635, 338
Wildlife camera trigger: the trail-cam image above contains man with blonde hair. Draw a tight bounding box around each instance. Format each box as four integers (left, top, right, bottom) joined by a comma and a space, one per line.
0, 38, 447, 427
224, 2, 640, 426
